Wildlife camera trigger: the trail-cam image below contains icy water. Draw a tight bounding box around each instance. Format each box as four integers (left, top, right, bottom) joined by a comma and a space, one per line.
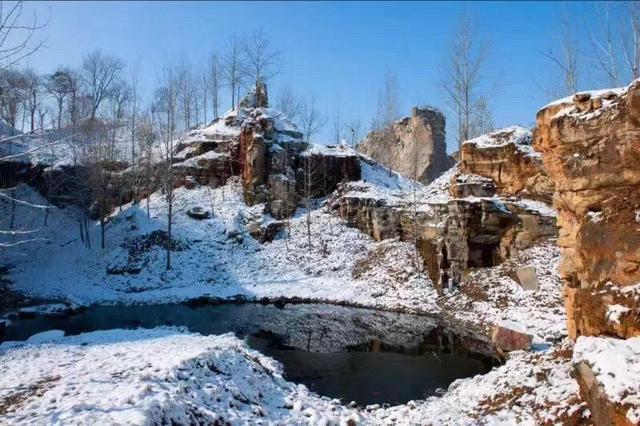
1, 302, 497, 406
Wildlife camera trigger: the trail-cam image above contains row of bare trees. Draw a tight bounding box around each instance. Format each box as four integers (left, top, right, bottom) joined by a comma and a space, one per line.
543, 2, 640, 98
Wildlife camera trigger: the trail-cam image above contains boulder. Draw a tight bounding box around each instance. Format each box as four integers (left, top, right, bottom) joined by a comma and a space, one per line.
247, 220, 285, 243
356, 107, 451, 184
186, 206, 210, 220
515, 266, 540, 291
491, 321, 533, 352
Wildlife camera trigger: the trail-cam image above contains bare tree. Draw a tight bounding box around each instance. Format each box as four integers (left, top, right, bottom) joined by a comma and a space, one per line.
344, 117, 361, 148
0, 1, 48, 73
82, 122, 117, 249
372, 70, 399, 130
543, 12, 579, 97
136, 113, 155, 218
243, 27, 280, 89
222, 37, 244, 110
275, 84, 303, 121
299, 96, 326, 143
441, 11, 490, 151
155, 62, 179, 270
0, 68, 26, 133
130, 61, 141, 202
20, 68, 40, 132
45, 68, 74, 130
176, 59, 196, 131
623, 1, 640, 81
81, 50, 125, 121
469, 97, 494, 138
208, 52, 221, 119
587, 3, 619, 87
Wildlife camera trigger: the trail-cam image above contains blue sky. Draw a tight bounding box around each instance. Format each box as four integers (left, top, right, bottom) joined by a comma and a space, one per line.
26, 1, 632, 152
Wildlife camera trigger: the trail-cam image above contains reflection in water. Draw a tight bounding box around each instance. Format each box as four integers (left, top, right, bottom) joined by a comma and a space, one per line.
2, 302, 497, 406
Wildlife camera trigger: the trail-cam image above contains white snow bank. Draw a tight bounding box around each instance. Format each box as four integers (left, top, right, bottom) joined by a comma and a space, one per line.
542, 86, 628, 110
302, 143, 358, 157
463, 126, 532, 149
573, 336, 640, 409
0, 328, 358, 425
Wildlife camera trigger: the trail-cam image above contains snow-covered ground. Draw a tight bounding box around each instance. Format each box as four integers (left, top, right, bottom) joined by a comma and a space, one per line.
574, 335, 640, 424
0, 179, 438, 313
0, 328, 588, 425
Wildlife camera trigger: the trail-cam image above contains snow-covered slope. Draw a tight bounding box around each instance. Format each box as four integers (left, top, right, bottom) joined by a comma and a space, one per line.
0, 180, 438, 312
0, 328, 587, 425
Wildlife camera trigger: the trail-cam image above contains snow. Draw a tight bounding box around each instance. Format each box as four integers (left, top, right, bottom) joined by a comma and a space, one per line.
542, 86, 628, 110
0, 327, 587, 425
574, 336, 640, 414
174, 149, 227, 167
514, 198, 558, 217
464, 126, 532, 149
440, 241, 566, 344
302, 143, 358, 158
587, 211, 604, 224
0, 181, 439, 314
0, 328, 360, 425
497, 319, 529, 334
367, 340, 586, 425
606, 304, 631, 325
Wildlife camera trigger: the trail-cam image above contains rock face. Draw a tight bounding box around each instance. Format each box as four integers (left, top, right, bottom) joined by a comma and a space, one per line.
330, 178, 557, 292
536, 83, 640, 426
172, 86, 361, 219
455, 126, 553, 202
534, 83, 640, 340
357, 107, 450, 184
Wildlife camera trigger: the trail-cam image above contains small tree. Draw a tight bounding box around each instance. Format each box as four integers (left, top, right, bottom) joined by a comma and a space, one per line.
155, 62, 179, 270
208, 52, 221, 119
276, 85, 303, 122
299, 96, 327, 143
221, 37, 244, 110
372, 70, 399, 131
243, 27, 280, 89
441, 10, 490, 151
45, 68, 74, 130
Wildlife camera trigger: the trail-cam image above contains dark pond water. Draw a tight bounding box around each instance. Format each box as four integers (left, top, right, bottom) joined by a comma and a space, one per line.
1, 302, 497, 406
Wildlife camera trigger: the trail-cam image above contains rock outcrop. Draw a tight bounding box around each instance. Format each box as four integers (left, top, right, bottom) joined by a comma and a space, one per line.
357, 107, 451, 184
534, 83, 640, 340
535, 83, 640, 426
454, 126, 553, 202
330, 173, 557, 292
172, 86, 361, 219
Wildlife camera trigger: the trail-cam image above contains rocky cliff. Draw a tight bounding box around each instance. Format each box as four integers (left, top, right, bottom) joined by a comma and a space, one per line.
356, 107, 451, 184
535, 82, 640, 426
454, 126, 553, 202
534, 83, 640, 340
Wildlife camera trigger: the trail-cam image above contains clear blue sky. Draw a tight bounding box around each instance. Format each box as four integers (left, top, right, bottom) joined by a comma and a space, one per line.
25, 1, 632, 152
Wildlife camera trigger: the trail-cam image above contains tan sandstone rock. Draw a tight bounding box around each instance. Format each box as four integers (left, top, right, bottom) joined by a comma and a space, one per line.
456, 126, 553, 202
357, 107, 451, 184
534, 82, 640, 340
